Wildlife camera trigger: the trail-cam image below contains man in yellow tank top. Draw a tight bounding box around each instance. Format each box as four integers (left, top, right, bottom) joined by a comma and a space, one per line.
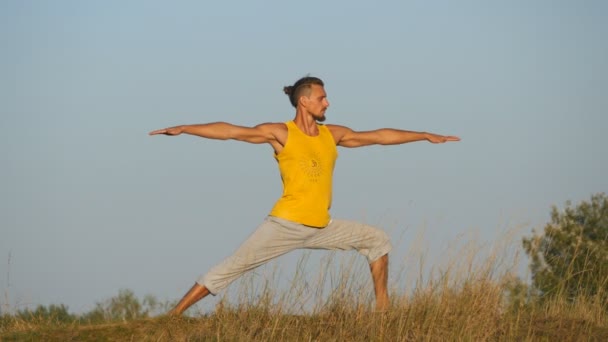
150, 76, 460, 315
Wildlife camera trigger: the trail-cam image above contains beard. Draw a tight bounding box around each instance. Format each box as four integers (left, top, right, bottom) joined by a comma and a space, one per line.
315, 110, 327, 122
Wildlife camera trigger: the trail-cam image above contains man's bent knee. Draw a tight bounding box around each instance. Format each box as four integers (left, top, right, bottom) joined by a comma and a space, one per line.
367, 229, 392, 263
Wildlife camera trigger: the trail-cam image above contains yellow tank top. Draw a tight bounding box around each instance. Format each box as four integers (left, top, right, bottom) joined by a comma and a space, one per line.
269, 121, 338, 227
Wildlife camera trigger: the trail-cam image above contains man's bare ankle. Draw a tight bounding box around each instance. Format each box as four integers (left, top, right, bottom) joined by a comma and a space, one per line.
375, 299, 389, 312
167, 308, 182, 317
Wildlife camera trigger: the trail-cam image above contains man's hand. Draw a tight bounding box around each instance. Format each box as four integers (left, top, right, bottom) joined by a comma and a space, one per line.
425, 133, 460, 144
149, 126, 184, 136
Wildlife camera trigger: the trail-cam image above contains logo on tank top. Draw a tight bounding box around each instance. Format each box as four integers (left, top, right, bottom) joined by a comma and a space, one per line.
299, 152, 324, 182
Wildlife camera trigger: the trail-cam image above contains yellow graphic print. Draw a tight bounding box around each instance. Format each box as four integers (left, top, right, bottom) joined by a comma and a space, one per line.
299, 152, 323, 182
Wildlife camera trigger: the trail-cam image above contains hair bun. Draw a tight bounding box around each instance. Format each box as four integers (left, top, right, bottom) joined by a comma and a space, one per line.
283, 86, 293, 95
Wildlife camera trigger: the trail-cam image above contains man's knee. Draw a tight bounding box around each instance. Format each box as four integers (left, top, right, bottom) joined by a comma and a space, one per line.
367, 228, 392, 262
371, 227, 391, 247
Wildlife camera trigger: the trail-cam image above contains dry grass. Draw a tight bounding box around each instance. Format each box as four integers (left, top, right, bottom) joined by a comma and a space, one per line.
2, 229, 607, 341
2, 300, 606, 341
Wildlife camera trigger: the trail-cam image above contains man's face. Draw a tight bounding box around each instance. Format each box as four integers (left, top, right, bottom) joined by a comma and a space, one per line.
305, 84, 330, 122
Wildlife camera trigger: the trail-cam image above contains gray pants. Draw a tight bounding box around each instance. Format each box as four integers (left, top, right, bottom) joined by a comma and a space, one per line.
199, 216, 392, 294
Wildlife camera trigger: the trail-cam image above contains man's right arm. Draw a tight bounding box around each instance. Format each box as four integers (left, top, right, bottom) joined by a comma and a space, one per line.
149, 122, 287, 150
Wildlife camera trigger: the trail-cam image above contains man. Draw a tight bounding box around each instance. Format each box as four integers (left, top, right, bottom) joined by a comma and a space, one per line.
149, 76, 460, 315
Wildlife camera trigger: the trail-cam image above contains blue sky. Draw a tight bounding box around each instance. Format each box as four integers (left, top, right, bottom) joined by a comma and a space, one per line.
1, 0, 607, 314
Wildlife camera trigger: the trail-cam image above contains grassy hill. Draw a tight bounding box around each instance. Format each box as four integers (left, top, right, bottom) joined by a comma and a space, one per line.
2, 305, 607, 341
2, 234, 606, 341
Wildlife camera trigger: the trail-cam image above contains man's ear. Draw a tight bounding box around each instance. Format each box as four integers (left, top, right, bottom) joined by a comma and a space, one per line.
298, 95, 308, 107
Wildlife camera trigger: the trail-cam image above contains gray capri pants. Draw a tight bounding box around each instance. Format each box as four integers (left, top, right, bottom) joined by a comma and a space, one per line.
198, 216, 392, 295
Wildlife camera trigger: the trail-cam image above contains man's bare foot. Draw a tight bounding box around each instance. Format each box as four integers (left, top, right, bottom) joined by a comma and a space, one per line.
169, 283, 211, 316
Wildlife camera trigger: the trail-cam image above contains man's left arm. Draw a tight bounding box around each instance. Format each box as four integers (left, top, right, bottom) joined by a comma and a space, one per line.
327, 125, 460, 148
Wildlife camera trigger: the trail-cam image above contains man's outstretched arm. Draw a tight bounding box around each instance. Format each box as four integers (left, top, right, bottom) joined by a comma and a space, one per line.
327, 125, 460, 148
149, 122, 284, 145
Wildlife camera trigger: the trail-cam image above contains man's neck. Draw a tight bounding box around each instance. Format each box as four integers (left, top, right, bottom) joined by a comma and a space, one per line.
293, 111, 320, 136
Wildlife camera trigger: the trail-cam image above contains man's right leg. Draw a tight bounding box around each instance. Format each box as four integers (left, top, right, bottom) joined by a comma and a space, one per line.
169, 217, 313, 315
169, 283, 210, 316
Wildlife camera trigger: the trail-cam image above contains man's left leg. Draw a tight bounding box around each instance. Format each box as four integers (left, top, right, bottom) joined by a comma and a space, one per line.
370, 254, 389, 311
304, 220, 392, 311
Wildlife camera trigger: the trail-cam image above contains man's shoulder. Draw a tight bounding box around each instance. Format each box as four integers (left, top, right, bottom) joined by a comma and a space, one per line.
255, 122, 288, 145
324, 124, 352, 134
324, 124, 355, 144
256, 122, 288, 132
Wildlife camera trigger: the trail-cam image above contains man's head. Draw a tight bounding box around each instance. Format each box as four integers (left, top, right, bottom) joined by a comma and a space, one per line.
284, 76, 329, 122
